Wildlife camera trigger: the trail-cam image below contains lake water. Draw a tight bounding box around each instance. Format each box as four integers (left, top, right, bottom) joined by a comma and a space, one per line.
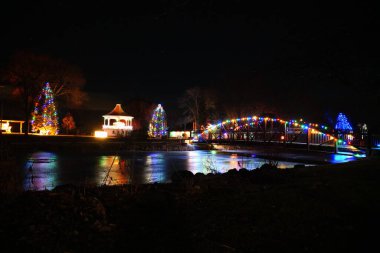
20, 150, 352, 191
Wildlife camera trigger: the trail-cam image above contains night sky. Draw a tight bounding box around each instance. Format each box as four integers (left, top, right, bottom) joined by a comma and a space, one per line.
1, 1, 379, 127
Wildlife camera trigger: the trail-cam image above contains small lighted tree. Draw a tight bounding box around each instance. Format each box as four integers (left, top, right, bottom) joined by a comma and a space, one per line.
335, 112, 353, 133
148, 104, 167, 138
62, 112, 76, 134
30, 82, 59, 135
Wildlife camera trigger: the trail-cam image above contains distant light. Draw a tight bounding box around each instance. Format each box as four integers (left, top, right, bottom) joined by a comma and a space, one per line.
280, 135, 285, 140
95, 131, 107, 138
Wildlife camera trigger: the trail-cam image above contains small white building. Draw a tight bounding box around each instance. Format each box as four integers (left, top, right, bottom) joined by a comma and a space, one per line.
102, 104, 133, 137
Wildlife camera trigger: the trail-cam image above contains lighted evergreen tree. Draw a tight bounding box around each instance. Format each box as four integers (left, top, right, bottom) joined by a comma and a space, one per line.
30, 82, 59, 135
335, 113, 352, 132
148, 104, 167, 138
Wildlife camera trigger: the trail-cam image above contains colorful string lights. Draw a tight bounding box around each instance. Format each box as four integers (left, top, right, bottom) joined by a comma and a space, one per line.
30, 82, 59, 135
197, 114, 344, 143
335, 113, 353, 132
148, 104, 167, 138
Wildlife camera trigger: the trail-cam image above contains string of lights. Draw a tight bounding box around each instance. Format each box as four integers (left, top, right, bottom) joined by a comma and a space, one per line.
335, 113, 353, 132
148, 104, 167, 138
197, 114, 354, 144
30, 82, 58, 135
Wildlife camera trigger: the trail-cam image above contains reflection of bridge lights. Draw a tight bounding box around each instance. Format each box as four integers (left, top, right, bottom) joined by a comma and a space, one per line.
332, 154, 351, 163
230, 153, 238, 158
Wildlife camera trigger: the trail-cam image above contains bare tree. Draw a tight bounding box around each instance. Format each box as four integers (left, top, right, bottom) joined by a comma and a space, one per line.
179, 87, 217, 131
179, 87, 201, 131
2, 51, 87, 134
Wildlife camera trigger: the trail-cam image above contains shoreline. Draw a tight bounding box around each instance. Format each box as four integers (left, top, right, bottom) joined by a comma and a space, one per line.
2, 134, 365, 165
1, 158, 379, 252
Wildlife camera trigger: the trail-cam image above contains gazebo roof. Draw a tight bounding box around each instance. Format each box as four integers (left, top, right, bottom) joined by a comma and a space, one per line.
104, 104, 129, 116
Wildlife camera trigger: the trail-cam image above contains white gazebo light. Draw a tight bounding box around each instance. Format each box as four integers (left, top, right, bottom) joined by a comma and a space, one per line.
102, 104, 133, 137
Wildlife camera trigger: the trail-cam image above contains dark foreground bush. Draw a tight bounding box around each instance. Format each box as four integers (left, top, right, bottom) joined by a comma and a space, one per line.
0, 160, 23, 196
171, 170, 194, 186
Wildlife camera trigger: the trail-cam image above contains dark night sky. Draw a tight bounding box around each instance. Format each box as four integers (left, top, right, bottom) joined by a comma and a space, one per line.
1, 1, 379, 126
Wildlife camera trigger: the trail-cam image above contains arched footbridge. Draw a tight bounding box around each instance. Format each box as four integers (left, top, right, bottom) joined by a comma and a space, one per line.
196, 115, 366, 156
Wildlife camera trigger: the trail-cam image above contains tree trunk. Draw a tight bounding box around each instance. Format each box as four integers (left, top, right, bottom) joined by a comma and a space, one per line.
23, 86, 31, 136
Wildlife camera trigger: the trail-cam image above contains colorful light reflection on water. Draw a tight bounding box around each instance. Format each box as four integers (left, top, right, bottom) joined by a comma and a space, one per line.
21, 150, 339, 190
330, 154, 358, 163
24, 152, 58, 191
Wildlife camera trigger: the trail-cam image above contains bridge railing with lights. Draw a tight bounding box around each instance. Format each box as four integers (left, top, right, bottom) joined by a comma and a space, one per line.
195, 115, 363, 154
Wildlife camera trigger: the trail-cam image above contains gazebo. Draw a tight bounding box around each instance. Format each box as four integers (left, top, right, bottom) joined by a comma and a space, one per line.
102, 104, 133, 137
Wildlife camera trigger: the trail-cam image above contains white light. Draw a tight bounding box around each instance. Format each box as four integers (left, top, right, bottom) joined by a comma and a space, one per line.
113, 121, 125, 127
95, 131, 108, 138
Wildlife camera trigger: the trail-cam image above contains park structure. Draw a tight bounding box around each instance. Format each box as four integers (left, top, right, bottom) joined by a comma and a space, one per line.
102, 104, 133, 137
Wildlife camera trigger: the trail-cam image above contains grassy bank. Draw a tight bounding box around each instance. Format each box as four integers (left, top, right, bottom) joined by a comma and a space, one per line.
1, 158, 379, 252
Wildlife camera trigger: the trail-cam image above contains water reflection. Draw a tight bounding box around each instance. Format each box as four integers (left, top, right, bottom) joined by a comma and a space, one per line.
21, 150, 350, 190
24, 152, 58, 191
97, 156, 128, 186
143, 153, 166, 183
330, 154, 357, 163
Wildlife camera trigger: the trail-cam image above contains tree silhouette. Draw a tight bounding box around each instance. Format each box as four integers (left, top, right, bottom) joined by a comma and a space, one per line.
62, 112, 76, 134
178, 87, 217, 131
2, 51, 87, 134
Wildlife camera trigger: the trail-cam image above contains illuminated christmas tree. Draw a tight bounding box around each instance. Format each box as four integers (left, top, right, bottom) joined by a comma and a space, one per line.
148, 104, 167, 138
335, 112, 352, 132
30, 82, 59, 135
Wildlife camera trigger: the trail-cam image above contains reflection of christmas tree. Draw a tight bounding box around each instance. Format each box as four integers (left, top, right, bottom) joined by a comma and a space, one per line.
335, 113, 352, 132
30, 82, 58, 135
148, 104, 167, 138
